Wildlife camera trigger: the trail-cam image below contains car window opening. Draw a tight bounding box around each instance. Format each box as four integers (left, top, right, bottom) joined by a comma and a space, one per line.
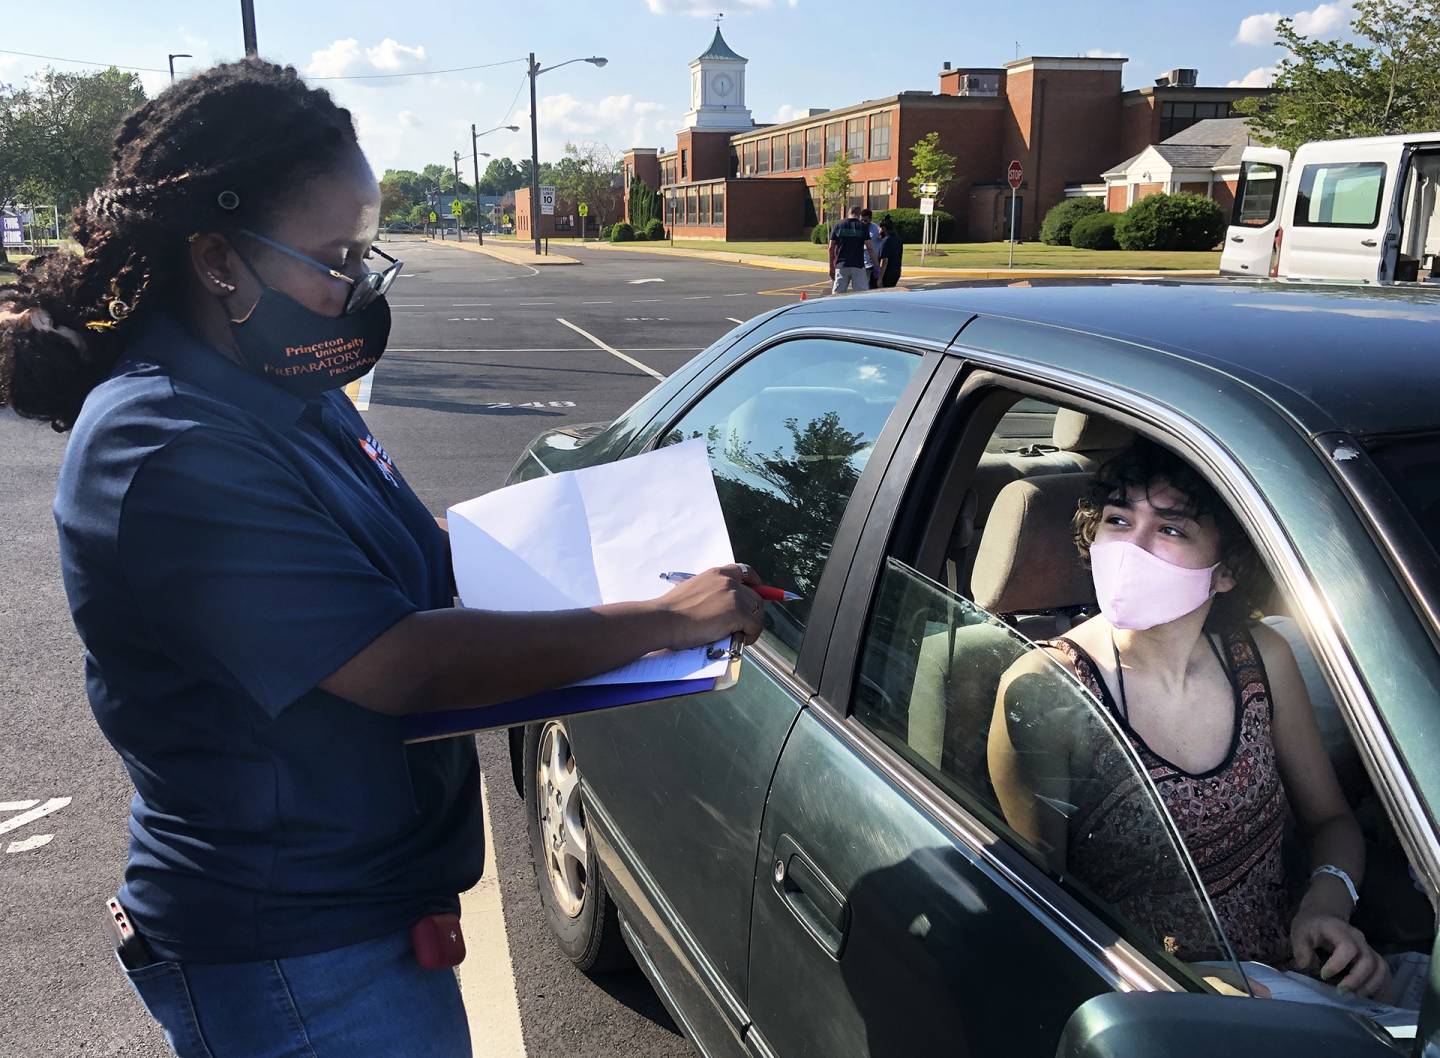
850, 391, 1435, 1035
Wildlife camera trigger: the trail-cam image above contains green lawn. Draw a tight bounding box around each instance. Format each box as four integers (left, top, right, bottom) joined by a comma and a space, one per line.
660, 239, 1218, 271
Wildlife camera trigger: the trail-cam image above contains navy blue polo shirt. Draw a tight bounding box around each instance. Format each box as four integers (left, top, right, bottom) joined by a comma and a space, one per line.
53, 312, 484, 964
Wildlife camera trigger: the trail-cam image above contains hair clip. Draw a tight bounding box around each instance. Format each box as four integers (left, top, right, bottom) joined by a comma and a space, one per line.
187, 232, 199, 243
216, 190, 240, 211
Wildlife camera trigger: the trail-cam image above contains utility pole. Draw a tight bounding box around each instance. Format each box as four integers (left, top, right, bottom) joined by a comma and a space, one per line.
528, 52, 541, 257
167, 53, 192, 82
453, 151, 463, 240
471, 125, 484, 246
240, 0, 258, 57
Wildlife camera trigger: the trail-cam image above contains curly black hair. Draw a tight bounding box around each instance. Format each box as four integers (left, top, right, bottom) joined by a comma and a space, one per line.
1072, 438, 1272, 631
0, 59, 360, 431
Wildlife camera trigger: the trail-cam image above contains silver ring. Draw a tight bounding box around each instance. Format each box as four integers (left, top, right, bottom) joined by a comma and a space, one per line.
738, 563, 751, 577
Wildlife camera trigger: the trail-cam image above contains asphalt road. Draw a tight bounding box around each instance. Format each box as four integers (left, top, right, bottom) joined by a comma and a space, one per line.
0, 239, 804, 1058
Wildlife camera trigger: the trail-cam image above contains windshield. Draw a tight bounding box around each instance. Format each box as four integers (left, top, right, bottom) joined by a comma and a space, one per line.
1363, 431, 1440, 547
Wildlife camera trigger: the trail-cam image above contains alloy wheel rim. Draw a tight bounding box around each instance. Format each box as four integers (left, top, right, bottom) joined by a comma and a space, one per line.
536, 721, 588, 919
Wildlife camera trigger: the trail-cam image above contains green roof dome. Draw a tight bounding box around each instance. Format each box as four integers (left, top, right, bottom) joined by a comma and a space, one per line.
694, 27, 746, 62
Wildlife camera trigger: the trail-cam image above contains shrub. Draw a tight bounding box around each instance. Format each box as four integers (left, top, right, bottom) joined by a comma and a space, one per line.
644, 218, 665, 241
609, 221, 635, 242
1040, 197, 1104, 246
1069, 211, 1121, 250
871, 207, 954, 243
599, 223, 614, 240
632, 228, 648, 241
810, 223, 830, 244
1116, 192, 1226, 251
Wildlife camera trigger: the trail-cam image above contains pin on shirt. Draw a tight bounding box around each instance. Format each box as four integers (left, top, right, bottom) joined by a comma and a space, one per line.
358, 433, 398, 487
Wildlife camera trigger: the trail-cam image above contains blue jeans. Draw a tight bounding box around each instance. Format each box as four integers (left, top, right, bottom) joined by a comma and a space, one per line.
121, 929, 472, 1057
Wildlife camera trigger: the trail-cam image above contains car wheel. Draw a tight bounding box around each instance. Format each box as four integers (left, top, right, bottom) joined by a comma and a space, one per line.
524, 720, 633, 972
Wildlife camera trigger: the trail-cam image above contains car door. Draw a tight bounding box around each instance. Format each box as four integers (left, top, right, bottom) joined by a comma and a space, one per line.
1281, 141, 1406, 283
1220, 147, 1289, 276
745, 368, 1245, 1058
564, 335, 933, 1054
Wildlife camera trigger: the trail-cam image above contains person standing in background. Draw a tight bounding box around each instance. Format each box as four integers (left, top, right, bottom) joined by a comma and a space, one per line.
875, 217, 903, 289
861, 208, 882, 287
829, 206, 876, 294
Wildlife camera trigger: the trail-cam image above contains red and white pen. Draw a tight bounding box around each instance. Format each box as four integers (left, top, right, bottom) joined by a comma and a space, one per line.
659, 571, 802, 603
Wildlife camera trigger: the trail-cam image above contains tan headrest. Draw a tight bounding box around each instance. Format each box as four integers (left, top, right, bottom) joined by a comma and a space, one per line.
971, 474, 1096, 614
1052, 409, 1133, 454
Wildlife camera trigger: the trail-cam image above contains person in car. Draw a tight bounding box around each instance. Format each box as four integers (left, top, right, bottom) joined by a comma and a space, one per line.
988, 439, 1390, 998
0, 59, 763, 1056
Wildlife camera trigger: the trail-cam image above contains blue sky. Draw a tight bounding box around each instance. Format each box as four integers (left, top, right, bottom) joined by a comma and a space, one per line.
3, 1, 1352, 175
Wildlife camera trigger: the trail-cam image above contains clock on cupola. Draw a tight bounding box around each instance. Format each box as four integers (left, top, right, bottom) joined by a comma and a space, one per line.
682, 23, 753, 131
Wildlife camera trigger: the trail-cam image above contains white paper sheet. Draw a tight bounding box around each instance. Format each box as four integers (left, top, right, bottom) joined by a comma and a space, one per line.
446, 439, 733, 685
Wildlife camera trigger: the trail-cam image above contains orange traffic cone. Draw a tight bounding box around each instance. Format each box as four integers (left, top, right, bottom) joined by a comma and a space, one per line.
800, 291, 807, 300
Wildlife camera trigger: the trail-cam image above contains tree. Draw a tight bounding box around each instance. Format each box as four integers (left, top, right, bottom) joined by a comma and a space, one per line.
480, 156, 523, 195
907, 131, 958, 205
1235, 0, 1440, 151
628, 177, 660, 229
816, 154, 853, 230
555, 141, 620, 228
380, 169, 424, 221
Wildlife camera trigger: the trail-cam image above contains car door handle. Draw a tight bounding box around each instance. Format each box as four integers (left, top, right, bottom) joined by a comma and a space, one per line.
772, 835, 849, 958
1361, 238, 1378, 247
1230, 235, 1245, 243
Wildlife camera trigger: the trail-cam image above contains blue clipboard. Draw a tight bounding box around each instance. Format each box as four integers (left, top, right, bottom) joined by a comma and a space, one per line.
401, 650, 742, 743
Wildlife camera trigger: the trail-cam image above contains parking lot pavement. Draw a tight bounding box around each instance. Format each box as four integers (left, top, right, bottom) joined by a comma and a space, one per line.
2, 237, 792, 1057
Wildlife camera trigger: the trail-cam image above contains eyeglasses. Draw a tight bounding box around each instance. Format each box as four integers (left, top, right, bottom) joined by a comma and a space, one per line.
236, 229, 402, 315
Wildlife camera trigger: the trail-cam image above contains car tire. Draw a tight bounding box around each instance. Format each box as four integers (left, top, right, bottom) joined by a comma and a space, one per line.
523, 720, 633, 973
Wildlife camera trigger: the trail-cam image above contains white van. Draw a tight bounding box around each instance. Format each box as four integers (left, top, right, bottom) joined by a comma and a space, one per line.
1220, 132, 1440, 283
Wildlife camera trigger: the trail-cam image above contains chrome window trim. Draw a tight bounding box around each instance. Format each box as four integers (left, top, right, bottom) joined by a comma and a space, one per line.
804, 702, 1183, 995
943, 343, 1440, 904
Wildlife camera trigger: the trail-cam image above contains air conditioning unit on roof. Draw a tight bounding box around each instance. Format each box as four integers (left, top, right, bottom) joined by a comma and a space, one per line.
1155, 68, 1199, 87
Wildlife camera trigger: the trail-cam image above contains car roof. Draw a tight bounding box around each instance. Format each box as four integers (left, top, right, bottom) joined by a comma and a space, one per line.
787, 280, 1440, 437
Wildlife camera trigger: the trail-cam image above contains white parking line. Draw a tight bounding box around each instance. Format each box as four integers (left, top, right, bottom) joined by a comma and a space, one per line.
580, 301, 613, 305
554, 319, 666, 381
682, 296, 711, 300
725, 317, 745, 325
457, 775, 527, 1058
353, 368, 375, 411
723, 292, 749, 297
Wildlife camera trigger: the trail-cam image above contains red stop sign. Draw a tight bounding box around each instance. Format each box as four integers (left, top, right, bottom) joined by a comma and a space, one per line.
1007, 160, 1024, 189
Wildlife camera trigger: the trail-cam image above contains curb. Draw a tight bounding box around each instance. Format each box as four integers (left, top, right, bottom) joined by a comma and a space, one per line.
424, 238, 581, 267
578, 240, 1218, 280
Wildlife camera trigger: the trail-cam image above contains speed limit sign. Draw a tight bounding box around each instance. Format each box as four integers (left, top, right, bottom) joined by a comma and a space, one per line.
539, 185, 556, 215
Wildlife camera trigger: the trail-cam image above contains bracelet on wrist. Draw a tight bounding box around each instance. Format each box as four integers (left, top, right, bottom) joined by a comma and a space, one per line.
1310, 864, 1359, 907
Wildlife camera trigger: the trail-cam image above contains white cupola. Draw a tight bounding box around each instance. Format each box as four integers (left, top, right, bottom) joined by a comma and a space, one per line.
682, 26, 753, 131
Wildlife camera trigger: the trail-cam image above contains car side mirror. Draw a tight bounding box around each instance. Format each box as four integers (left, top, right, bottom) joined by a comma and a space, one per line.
1057, 992, 1402, 1058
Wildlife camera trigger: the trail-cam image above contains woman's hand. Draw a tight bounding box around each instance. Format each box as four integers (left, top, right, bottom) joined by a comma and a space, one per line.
657, 564, 765, 650
1291, 911, 1391, 998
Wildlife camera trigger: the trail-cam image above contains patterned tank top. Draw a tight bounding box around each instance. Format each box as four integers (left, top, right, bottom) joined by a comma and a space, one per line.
1044, 629, 1292, 965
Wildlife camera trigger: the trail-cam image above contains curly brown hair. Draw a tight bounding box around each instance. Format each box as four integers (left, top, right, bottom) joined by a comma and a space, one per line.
0, 59, 360, 431
1073, 438, 1271, 630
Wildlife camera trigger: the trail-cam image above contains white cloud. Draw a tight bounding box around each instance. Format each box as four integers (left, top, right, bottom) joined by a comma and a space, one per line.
1236, 3, 1349, 45
1084, 49, 1125, 58
1228, 65, 1278, 87
771, 103, 806, 123
646, 0, 778, 14
305, 38, 428, 81
397, 110, 422, 128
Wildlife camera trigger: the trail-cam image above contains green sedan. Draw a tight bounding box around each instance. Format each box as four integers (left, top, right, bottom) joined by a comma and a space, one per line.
503, 281, 1440, 1058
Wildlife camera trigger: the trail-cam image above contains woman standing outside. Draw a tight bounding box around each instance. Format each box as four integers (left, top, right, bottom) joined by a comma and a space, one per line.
0, 60, 761, 1056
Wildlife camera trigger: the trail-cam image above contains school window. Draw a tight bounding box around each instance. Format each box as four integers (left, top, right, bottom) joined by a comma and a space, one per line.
825, 123, 842, 165
699, 186, 711, 226
1158, 99, 1232, 141
756, 139, 770, 174
712, 186, 725, 226
868, 180, 891, 211
773, 136, 788, 173
869, 111, 892, 161
847, 181, 865, 212
742, 141, 755, 175
788, 132, 804, 171
686, 187, 698, 225
810, 187, 824, 225
680, 149, 688, 179
846, 117, 867, 163
806, 127, 822, 169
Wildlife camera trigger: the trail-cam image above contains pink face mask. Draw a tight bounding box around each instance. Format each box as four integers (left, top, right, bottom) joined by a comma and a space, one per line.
1090, 540, 1220, 631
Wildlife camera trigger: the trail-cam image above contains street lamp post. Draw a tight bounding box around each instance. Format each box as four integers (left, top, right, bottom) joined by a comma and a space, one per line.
167, 53, 192, 82
240, 0, 258, 57
527, 54, 607, 257
452, 152, 462, 240
470, 124, 518, 247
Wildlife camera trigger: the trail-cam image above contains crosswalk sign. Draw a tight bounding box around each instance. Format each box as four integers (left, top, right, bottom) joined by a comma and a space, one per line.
452, 199, 463, 216
428, 210, 438, 223
578, 202, 589, 217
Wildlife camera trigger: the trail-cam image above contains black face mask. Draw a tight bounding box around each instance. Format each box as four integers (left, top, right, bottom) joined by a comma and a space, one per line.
227, 271, 391, 397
